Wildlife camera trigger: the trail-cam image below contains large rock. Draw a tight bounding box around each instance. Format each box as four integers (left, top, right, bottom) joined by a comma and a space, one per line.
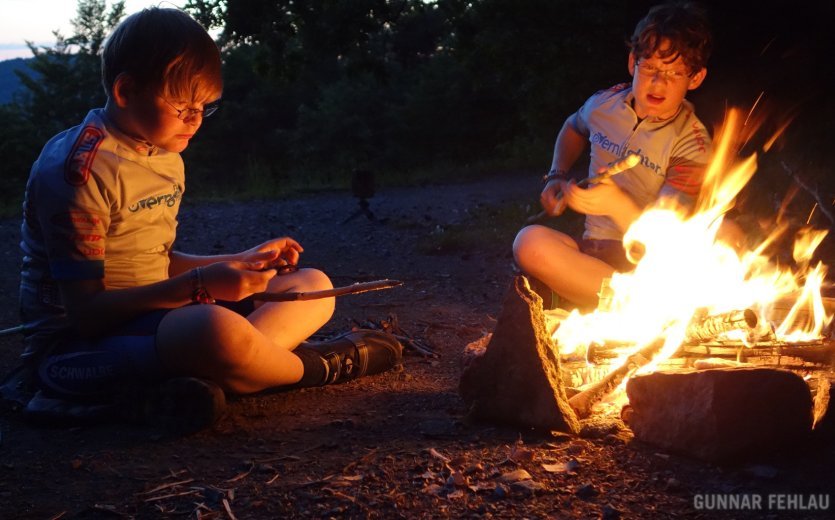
459, 276, 579, 433
625, 367, 813, 463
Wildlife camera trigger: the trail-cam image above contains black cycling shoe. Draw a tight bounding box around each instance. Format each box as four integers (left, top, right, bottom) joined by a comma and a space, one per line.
24, 377, 226, 433
23, 390, 116, 426
139, 377, 227, 434
303, 329, 403, 385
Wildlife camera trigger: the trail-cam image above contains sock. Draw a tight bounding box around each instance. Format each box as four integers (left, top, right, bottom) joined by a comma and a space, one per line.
292, 346, 329, 387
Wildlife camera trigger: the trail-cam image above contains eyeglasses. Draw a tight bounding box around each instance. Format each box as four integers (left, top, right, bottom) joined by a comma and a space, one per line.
162, 98, 221, 120
635, 60, 693, 81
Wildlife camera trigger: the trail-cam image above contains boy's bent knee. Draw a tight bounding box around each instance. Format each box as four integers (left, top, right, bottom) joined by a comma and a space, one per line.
296, 268, 333, 292
159, 305, 260, 373
269, 267, 333, 293
513, 225, 551, 266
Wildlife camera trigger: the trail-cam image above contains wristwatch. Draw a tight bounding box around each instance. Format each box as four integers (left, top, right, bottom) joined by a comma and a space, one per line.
191, 267, 215, 304
542, 169, 567, 184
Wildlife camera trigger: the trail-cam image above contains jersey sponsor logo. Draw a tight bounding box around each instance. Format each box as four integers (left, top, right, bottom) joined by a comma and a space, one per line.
48, 363, 114, 380
41, 351, 116, 396
129, 184, 182, 212
50, 211, 104, 231
625, 147, 663, 176
591, 132, 663, 176
81, 246, 105, 257
64, 125, 104, 186
71, 233, 103, 242
591, 131, 624, 155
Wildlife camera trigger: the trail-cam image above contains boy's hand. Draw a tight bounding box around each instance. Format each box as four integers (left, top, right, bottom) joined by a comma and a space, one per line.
200, 261, 278, 301
238, 237, 303, 271
540, 180, 568, 216
563, 177, 629, 217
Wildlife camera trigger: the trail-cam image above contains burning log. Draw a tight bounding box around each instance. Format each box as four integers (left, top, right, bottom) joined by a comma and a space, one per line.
568, 339, 664, 418
677, 340, 835, 365
624, 367, 814, 463
459, 276, 580, 433
683, 308, 759, 344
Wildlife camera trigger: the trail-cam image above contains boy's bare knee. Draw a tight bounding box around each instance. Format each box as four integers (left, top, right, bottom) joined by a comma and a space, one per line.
296, 268, 333, 292
270, 267, 333, 293
513, 225, 547, 267
187, 306, 259, 371
301, 268, 336, 317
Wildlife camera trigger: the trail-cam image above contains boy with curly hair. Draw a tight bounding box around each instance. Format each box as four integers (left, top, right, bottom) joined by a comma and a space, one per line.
514, 2, 713, 310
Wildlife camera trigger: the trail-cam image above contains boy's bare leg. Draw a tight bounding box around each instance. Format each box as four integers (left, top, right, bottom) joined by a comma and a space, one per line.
247, 268, 335, 351
155, 269, 333, 394
156, 305, 306, 394
513, 225, 615, 308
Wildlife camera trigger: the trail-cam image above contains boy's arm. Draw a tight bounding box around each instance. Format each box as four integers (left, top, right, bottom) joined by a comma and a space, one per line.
60, 261, 278, 338
541, 117, 589, 216
657, 117, 713, 213
168, 237, 304, 277
549, 117, 588, 174
168, 250, 238, 277
58, 273, 196, 338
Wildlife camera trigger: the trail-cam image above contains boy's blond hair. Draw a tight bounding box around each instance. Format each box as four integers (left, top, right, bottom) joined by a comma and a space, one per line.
101, 7, 222, 103
629, 2, 712, 73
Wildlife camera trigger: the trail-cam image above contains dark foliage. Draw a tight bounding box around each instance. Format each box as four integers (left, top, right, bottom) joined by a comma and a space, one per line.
1, 0, 833, 237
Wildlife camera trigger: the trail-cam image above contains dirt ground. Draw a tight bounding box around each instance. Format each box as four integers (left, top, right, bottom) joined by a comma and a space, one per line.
0, 175, 833, 519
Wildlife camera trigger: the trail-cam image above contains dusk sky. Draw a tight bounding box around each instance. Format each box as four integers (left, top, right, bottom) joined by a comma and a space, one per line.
0, 1, 184, 61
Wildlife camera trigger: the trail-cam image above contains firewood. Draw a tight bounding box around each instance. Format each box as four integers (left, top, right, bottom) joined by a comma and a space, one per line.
568, 339, 664, 418
678, 339, 835, 365
684, 308, 758, 344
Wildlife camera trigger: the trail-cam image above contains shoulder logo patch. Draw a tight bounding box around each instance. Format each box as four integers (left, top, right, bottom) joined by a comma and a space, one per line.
64, 125, 104, 186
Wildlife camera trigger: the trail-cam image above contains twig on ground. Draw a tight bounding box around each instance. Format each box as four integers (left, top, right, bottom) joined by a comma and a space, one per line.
142, 489, 201, 502
222, 498, 237, 520
136, 478, 194, 496
225, 464, 254, 483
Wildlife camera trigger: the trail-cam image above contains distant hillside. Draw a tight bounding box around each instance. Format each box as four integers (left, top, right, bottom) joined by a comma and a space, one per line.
0, 58, 34, 104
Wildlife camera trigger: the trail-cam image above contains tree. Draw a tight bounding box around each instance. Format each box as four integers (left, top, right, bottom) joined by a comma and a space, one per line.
0, 1, 126, 214
15, 1, 125, 143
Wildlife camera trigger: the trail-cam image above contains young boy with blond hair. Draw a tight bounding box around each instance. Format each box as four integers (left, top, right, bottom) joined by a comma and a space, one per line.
15, 8, 401, 431
514, 2, 713, 310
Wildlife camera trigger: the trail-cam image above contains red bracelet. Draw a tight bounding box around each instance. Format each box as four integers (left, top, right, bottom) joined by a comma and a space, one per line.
191, 267, 215, 304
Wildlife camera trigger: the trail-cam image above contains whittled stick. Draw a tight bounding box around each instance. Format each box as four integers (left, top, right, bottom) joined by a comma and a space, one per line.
527, 153, 642, 224
252, 279, 403, 302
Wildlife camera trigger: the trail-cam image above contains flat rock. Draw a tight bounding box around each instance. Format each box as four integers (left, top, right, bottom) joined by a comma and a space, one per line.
459, 275, 579, 433
625, 367, 813, 463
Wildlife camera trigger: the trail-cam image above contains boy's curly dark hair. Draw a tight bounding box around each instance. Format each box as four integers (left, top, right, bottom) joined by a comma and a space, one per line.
629, 2, 712, 73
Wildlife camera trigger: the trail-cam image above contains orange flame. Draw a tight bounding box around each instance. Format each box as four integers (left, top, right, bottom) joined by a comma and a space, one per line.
551, 108, 832, 394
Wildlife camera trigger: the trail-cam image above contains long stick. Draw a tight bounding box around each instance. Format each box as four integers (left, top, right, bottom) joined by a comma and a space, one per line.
252, 279, 402, 302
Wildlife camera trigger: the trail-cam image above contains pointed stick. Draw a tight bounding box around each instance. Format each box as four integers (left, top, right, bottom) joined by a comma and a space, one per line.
252, 279, 402, 302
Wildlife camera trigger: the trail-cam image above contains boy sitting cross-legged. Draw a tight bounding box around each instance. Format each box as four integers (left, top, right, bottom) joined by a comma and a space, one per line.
13, 7, 401, 432
514, 2, 714, 311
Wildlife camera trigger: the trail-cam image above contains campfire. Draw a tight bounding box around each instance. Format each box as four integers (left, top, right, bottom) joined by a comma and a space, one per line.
461, 109, 834, 463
